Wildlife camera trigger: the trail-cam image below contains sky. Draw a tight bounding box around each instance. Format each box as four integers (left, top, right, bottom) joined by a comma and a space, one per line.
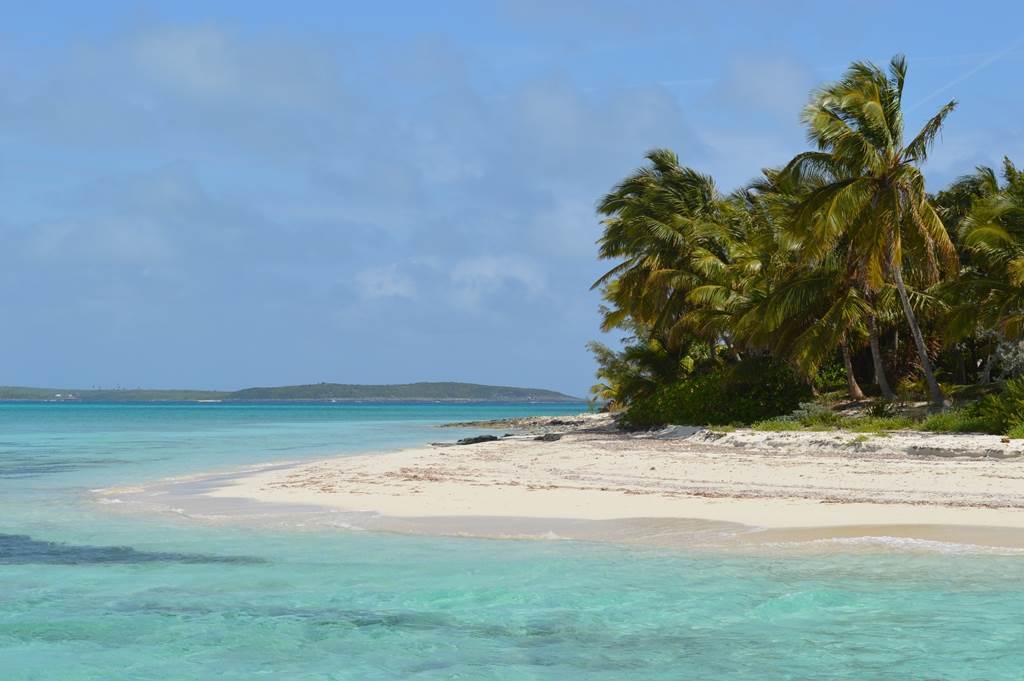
3, 1, 1024, 397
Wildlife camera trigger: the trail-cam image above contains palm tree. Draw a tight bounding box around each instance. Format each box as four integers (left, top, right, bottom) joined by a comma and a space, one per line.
729, 169, 881, 400
934, 163, 1004, 382
733, 250, 871, 399
593, 149, 731, 352
781, 55, 958, 408
587, 334, 708, 407
945, 158, 1024, 351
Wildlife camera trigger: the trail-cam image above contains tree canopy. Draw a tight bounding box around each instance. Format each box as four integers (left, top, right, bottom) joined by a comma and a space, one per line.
591, 55, 1022, 415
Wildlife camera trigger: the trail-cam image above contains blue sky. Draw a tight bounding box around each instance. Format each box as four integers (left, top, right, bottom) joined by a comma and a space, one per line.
3, 1, 1023, 396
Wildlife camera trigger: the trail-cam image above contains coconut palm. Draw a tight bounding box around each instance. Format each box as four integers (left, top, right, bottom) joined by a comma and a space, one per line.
586, 334, 711, 407
934, 163, 1005, 381
593, 149, 732, 352
732, 249, 873, 399
945, 158, 1024, 347
727, 169, 887, 400
781, 55, 957, 408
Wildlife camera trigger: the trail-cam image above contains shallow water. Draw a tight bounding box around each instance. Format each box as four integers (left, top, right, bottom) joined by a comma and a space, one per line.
2, 402, 1023, 679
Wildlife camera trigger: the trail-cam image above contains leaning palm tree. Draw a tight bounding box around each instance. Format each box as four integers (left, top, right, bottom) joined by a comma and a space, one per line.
781, 55, 958, 408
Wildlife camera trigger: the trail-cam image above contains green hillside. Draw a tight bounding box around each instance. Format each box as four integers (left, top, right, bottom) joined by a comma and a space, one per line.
0, 382, 582, 403
226, 382, 581, 402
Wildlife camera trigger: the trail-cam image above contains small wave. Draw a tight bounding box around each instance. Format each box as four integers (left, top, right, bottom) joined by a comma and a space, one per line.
444, 529, 566, 541
763, 535, 1024, 556
316, 518, 368, 532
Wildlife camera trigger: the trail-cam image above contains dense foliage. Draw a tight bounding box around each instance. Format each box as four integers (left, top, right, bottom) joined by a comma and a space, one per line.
590, 56, 1024, 427
620, 358, 810, 429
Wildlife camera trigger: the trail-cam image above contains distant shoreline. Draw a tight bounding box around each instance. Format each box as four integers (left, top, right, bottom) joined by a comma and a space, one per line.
0, 381, 586, 403
0, 398, 589, 404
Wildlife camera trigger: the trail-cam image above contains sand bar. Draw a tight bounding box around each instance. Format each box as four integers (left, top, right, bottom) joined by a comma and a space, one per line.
185, 415, 1024, 547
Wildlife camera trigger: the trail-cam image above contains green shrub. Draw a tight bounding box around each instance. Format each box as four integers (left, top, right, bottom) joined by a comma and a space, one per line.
812, 361, 847, 393
785, 402, 845, 428
752, 402, 843, 431
978, 377, 1024, 434
920, 406, 998, 434
750, 419, 803, 431
865, 400, 897, 418
754, 406, 914, 434
846, 416, 914, 432
620, 357, 810, 429
918, 379, 1024, 435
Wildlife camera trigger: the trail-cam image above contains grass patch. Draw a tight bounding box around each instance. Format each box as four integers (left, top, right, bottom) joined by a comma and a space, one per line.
750, 401, 916, 434
919, 409, 997, 434
749, 419, 804, 432
844, 416, 915, 433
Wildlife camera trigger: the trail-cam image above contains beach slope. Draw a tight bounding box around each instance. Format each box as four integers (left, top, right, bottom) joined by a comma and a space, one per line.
203, 415, 1024, 538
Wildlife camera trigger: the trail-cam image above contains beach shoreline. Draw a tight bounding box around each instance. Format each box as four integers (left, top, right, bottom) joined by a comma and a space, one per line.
94, 413, 1024, 551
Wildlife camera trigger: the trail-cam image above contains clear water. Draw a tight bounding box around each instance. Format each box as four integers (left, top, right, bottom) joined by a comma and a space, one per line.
2, 402, 1022, 680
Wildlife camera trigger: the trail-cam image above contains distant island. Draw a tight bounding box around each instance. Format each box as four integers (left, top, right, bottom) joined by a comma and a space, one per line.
0, 382, 584, 403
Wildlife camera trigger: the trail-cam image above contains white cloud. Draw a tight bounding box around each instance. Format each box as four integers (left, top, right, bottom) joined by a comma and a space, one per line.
131, 24, 342, 108
355, 265, 418, 300
711, 55, 814, 119
133, 25, 240, 99
23, 216, 174, 265
529, 197, 601, 257
449, 255, 546, 307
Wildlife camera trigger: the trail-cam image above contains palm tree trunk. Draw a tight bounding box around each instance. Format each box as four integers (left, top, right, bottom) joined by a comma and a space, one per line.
841, 341, 865, 400
867, 314, 896, 399
891, 263, 945, 409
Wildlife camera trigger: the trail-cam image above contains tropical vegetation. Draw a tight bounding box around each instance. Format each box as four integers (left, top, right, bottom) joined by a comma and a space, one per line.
590, 56, 1024, 433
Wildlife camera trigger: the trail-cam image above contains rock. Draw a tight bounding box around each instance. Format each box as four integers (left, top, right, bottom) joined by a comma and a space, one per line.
534, 433, 562, 442
456, 435, 499, 446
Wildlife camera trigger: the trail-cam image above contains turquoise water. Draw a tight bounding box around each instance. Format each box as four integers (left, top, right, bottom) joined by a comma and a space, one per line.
2, 403, 1023, 679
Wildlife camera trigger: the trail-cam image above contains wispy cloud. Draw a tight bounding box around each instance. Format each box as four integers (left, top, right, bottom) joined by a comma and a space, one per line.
909, 37, 1024, 112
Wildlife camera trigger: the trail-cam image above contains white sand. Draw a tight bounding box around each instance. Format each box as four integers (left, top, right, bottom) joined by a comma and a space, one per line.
204, 419, 1024, 532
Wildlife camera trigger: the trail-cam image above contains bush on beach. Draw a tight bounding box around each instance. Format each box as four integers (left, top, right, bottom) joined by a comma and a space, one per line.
752, 403, 913, 433
919, 405, 997, 434
749, 377, 1024, 436
624, 372, 1024, 436
619, 357, 810, 429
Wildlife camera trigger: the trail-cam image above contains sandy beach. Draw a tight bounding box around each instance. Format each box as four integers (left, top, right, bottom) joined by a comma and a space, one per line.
183, 414, 1024, 547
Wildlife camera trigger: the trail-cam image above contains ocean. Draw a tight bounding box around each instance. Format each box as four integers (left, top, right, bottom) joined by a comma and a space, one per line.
1, 402, 1022, 680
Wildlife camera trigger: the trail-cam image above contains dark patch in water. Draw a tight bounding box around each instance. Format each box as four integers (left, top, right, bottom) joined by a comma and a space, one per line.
0, 457, 134, 478
0, 534, 264, 565
107, 599, 687, 666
